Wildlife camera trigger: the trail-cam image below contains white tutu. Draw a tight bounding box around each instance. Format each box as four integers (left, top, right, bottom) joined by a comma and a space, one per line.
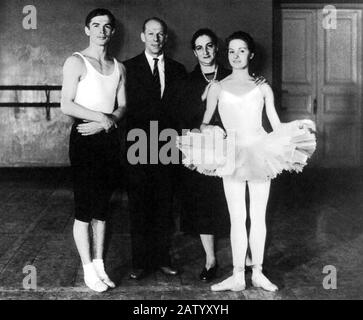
176, 120, 316, 181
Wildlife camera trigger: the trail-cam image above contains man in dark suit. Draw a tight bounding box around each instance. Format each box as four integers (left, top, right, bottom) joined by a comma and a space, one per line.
124, 17, 187, 279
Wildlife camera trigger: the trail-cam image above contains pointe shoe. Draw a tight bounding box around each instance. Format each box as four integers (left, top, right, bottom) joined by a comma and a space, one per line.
251, 272, 278, 292
231, 282, 246, 292
84, 276, 108, 292
211, 274, 246, 292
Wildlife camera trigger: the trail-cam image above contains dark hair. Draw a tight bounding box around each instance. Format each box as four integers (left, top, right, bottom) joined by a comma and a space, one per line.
85, 8, 116, 29
190, 28, 218, 50
142, 17, 168, 34
226, 31, 255, 54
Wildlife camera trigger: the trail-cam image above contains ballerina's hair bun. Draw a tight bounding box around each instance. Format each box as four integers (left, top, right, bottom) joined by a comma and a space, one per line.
226, 31, 255, 54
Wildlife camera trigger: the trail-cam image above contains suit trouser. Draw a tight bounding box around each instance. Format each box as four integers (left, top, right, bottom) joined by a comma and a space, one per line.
127, 163, 174, 269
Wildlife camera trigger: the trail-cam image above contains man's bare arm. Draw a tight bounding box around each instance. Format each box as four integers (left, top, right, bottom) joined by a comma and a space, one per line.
60, 55, 114, 130
111, 61, 127, 124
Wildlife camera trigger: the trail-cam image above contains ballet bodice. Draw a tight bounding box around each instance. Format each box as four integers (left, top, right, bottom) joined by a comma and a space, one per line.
218, 86, 266, 145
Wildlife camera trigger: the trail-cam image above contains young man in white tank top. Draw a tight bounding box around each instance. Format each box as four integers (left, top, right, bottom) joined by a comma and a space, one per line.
61, 8, 126, 292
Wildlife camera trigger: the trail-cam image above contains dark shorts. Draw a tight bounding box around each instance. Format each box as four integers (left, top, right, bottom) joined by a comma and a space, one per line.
69, 121, 121, 223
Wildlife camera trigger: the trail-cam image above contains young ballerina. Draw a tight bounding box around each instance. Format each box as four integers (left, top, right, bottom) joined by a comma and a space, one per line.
177, 31, 316, 292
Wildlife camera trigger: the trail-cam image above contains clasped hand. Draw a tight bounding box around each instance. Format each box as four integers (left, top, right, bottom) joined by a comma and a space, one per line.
76, 114, 116, 136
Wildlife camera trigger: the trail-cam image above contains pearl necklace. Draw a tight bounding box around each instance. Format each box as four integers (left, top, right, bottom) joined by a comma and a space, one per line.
201, 66, 218, 83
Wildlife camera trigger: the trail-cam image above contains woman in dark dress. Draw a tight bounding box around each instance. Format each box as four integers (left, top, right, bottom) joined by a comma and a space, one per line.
179, 29, 230, 281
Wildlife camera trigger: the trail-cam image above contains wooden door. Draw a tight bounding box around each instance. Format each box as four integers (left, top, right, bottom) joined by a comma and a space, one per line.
317, 9, 362, 167
281, 8, 362, 167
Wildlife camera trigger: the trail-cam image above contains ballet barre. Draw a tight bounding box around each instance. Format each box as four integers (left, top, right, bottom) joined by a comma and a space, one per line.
0, 85, 62, 120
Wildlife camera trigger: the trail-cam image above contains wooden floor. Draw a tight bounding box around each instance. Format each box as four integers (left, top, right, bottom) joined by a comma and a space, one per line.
0, 167, 362, 300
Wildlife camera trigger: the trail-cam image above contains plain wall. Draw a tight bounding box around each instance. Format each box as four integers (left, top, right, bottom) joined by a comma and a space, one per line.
0, 0, 273, 166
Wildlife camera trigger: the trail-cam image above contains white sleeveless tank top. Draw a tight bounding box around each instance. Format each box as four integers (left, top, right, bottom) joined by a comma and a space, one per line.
73, 52, 120, 114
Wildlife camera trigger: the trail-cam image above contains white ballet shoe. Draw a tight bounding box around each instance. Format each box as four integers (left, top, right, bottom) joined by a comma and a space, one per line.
211, 273, 246, 292
93, 259, 116, 288
251, 271, 278, 292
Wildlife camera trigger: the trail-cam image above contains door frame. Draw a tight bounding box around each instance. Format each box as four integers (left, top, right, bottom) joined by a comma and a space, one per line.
273, 1, 363, 166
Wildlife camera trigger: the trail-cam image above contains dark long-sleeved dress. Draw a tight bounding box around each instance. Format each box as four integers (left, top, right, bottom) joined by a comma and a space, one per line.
178, 64, 231, 235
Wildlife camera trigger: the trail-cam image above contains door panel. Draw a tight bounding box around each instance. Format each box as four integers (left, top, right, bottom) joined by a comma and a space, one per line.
317, 9, 361, 166
323, 13, 358, 84
281, 10, 316, 122
281, 8, 362, 167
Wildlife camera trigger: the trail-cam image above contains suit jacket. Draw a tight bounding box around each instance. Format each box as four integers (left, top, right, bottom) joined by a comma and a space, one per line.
124, 52, 187, 133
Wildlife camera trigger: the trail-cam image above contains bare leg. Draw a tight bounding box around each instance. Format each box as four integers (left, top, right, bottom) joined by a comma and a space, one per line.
73, 219, 92, 265
73, 219, 108, 292
91, 219, 115, 288
200, 234, 216, 269
211, 177, 246, 291
91, 219, 106, 260
248, 180, 278, 292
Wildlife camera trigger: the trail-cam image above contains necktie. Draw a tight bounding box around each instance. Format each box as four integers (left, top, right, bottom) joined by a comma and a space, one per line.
153, 58, 161, 97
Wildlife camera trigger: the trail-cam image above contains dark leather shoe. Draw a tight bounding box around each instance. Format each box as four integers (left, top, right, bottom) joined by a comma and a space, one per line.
199, 264, 218, 282
129, 268, 148, 280
159, 266, 179, 276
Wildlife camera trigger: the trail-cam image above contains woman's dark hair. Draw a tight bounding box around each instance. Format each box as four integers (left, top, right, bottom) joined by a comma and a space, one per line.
226, 31, 255, 54
191, 28, 218, 50
85, 8, 116, 29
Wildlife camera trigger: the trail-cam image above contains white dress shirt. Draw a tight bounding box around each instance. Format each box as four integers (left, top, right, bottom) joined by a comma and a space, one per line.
144, 50, 165, 97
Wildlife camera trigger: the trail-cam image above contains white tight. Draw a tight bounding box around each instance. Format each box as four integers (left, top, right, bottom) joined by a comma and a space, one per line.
222, 177, 271, 270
